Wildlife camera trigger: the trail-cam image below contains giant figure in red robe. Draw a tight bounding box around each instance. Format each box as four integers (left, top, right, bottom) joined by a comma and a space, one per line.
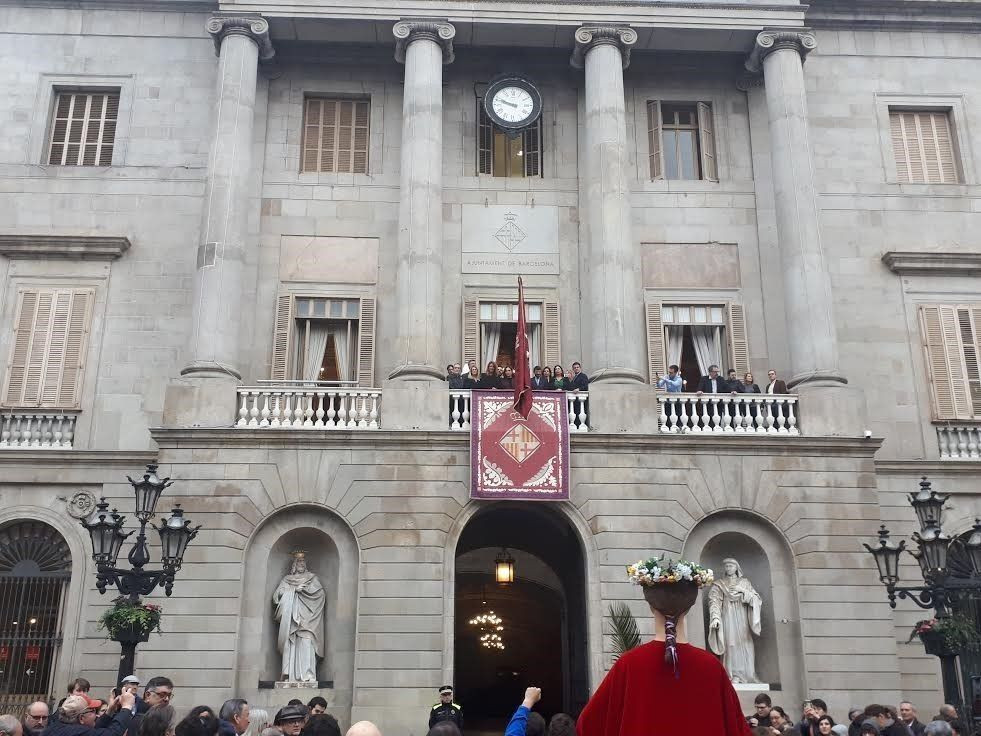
577, 559, 751, 736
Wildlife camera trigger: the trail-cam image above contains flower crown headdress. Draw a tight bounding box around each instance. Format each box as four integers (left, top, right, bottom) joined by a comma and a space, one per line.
626, 555, 714, 588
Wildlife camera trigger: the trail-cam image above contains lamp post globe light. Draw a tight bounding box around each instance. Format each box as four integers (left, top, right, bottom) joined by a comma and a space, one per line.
80, 464, 199, 684
863, 477, 981, 713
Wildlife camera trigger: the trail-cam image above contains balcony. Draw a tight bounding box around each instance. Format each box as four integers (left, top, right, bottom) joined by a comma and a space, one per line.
0, 411, 79, 448
236, 385, 381, 429
936, 424, 981, 459
448, 390, 589, 432
657, 394, 799, 435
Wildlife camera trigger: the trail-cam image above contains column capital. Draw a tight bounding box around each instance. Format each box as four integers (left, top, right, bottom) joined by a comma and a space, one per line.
570, 26, 638, 70
393, 19, 456, 64
206, 16, 275, 61
744, 29, 816, 73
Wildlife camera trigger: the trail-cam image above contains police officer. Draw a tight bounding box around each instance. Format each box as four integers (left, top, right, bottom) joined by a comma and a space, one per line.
429, 685, 463, 733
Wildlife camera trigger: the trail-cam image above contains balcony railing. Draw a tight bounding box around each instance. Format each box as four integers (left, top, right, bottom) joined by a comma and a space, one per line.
936, 424, 981, 459
657, 394, 799, 435
0, 411, 78, 448
449, 390, 589, 433
236, 386, 381, 429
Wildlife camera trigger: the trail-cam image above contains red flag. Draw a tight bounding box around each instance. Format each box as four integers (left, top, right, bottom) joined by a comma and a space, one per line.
513, 276, 533, 418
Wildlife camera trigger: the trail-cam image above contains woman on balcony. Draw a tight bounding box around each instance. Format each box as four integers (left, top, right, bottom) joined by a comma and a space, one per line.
542, 366, 555, 390
478, 361, 503, 389
500, 365, 515, 389
553, 365, 569, 390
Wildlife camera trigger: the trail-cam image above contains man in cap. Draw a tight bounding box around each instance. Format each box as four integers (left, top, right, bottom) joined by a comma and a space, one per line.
428, 686, 462, 733
274, 705, 306, 736
118, 676, 146, 715
47, 693, 134, 736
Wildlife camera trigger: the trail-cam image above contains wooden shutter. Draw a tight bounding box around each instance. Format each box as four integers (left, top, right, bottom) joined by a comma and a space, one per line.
727, 303, 749, 376
48, 91, 119, 167
271, 294, 294, 380
543, 301, 561, 369
958, 307, 981, 416
2, 288, 92, 408
523, 120, 542, 178
356, 297, 376, 387
645, 301, 665, 383
890, 110, 958, 184
302, 98, 369, 174
646, 100, 663, 180
696, 101, 718, 182
477, 100, 493, 175
919, 305, 973, 420
462, 300, 479, 367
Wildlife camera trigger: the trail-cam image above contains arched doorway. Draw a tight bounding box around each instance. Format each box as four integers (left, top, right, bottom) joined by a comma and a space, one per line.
453, 503, 588, 733
0, 520, 72, 713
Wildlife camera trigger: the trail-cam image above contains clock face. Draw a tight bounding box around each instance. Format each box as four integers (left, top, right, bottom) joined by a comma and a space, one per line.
491, 86, 536, 125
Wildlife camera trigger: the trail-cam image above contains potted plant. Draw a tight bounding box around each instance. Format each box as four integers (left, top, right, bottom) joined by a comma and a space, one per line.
97, 597, 162, 644
908, 613, 979, 657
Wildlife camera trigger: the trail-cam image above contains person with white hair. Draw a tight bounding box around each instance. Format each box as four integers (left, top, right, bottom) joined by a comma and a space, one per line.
924, 722, 952, 736
344, 723, 381, 736
0, 714, 23, 736
242, 709, 270, 736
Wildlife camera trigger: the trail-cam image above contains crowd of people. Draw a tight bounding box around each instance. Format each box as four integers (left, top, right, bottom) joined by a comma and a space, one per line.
445, 361, 589, 392
744, 693, 974, 736
655, 364, 789, 395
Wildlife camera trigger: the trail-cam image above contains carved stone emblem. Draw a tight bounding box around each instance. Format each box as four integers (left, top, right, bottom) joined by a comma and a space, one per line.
66, 491, 97, 519
495, 212, 527, 252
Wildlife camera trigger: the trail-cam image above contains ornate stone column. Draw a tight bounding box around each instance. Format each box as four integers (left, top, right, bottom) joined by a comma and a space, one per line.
182, 16, 274, 381
571, 27, 645, 384
745, 30, 844, 389
388, 20, 455, 381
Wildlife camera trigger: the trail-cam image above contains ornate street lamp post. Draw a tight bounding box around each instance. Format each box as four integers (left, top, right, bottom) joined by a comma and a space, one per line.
864, 478, 981, 713
80, 464, 199, 684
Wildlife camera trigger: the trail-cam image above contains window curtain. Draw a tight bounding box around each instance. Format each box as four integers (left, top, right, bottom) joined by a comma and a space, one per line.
481, 323, 501, 367
691, 325, 723, 375
304, 323, 331, 381
665, 325, 684, 369
528, 324, 542, 369
329, 323, 351, 381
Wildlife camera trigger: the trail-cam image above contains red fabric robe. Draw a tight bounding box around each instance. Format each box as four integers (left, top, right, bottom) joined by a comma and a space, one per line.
577, 640, 751, 736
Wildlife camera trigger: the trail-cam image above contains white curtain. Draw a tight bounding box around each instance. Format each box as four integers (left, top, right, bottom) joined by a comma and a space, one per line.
665, 326, 684, 369
528, 324, 542, 368
481, 323, 501, 367
691, 326, 723, 375
329, 323, 351, 381
304, 323, 331, 381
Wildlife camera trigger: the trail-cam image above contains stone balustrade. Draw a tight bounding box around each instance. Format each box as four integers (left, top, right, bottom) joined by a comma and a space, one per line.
236, 386, 381, 429
449, 391, 589, 433
657, 394, 800, 435
936, 424, 981, 459
0, 412, 78, 448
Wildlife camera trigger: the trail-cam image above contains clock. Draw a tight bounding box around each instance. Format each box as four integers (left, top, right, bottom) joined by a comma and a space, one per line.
484, 76, 543, 132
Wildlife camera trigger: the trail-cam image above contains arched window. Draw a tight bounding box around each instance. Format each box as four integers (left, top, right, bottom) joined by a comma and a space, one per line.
0, 521, 71, 713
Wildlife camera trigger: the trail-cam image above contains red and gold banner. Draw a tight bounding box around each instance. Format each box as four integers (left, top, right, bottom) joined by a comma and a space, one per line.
470, 391, 570, 500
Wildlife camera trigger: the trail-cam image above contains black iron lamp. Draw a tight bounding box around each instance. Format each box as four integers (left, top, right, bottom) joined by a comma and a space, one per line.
913, 522, 951, 578
157, 505, 199, 571
82, 499, 131, 567
863, 524, 904, 586
908, 477, 948, 530
130, 464, 172, 522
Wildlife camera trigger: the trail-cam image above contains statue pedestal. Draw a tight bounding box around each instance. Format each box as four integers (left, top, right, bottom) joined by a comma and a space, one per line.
258, 680, 334, 690
733, 682, 770, 691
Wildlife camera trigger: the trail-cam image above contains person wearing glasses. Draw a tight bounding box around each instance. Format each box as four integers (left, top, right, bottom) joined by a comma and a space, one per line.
124, 678, 173, 735
48, 691, 135, 736
21, 703, 49, 736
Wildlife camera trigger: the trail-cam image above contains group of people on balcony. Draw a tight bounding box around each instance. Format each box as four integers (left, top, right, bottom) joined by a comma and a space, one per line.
656, 365, 789, 395
445, 361, 590, 391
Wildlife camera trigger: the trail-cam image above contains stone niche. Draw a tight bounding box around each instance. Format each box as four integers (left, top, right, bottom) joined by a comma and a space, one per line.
236, 506, 359, 721
683, 513, 803, 708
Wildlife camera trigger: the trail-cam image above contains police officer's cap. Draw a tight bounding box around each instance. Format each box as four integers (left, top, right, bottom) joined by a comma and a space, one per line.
438, 685, 453, 695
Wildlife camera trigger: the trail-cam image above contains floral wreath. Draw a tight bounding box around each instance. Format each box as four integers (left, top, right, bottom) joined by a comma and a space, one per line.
626, 555, 714, 588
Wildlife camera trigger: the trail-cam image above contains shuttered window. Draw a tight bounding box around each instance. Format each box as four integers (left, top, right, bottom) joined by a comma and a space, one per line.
462, 298, 559, 368
646, 100, 718, 182
2, 288, 94, 408
476, 100, 543, 178
302, 98, 369, 174
644, 301, 749, 384
890, 110, 959, 184
919, 305, 981, 420
47, 91, 119, 166
271, 294, 376, 386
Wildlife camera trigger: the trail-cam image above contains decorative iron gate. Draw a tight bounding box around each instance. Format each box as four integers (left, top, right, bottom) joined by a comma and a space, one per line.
0, 521, 72, 715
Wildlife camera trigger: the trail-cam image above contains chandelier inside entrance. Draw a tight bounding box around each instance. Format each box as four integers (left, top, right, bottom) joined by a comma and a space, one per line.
469, 610, 505, 649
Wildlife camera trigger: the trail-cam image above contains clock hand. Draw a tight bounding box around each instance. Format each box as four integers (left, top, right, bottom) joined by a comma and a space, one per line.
499, 100, 519, 108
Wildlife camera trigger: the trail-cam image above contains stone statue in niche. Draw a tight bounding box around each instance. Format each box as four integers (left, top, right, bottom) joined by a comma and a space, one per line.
273, 551, 326, 682
707, 557, 763, 683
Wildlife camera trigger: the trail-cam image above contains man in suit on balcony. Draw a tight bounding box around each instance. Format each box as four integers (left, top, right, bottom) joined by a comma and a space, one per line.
764, 370, 788, 394
696, 365, 724, 394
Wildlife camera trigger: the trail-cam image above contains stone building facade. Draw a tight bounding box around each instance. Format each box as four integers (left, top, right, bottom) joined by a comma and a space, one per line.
1, 0, 980, 733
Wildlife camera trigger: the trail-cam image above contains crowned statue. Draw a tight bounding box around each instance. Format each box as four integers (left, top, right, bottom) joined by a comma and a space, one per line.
707, 557, 763, 683
273, 551, 326, 682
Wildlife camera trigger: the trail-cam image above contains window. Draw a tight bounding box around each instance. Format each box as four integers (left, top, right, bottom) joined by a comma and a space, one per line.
919, 304, 981, 419
301, 98, 369, 174
271, 295, 376, 386
463, 298, 559, 369
646, 101, 717, 181
47, 90, 119, 166
2, 288, 94, 409
889, 109, 959, 184
477, 100, 542, 177
645, 302, 748, 385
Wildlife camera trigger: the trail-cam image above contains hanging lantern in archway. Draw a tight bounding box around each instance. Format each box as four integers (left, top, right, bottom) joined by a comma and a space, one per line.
495, 548, 514, 585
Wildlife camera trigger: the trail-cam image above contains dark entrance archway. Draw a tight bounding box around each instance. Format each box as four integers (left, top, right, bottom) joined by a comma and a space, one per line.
453, 503, 588, 733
